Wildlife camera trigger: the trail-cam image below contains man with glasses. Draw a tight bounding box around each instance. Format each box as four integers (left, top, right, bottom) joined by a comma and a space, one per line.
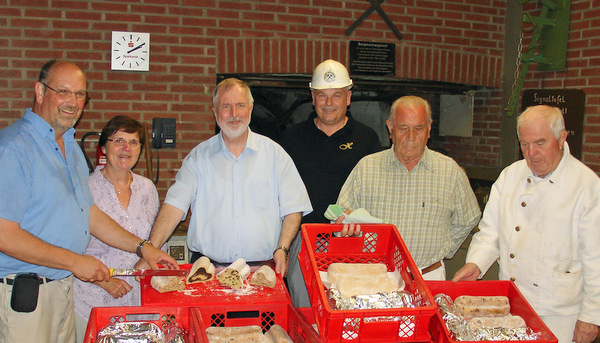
0, 60, 178, 343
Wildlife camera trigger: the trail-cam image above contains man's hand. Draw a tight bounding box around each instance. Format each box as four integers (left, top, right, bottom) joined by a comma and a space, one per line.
139, 243, 179, 270
573, 320, 599, 343
95, 278, 133, 299
451, 263, 480, 282
71, 255, 110, 283
273, 249, 288, 276
340, 223, 362, 237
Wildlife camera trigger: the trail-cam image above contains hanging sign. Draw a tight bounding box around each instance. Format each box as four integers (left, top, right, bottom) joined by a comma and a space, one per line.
349, 41, 395, 76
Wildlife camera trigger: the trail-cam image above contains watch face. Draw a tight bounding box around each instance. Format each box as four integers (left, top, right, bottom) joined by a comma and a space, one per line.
111, 31, 150, 71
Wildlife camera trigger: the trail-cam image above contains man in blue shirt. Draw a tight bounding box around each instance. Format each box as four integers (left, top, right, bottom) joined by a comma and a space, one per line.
139, 78, 312, 276
0, 60, 178, 343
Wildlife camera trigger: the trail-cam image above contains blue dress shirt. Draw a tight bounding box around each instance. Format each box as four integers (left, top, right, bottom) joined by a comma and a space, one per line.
0, 109, 93, 280
165, 129, 312, 263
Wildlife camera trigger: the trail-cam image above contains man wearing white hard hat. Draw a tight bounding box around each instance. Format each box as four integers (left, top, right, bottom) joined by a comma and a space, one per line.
281, 59, 381, 307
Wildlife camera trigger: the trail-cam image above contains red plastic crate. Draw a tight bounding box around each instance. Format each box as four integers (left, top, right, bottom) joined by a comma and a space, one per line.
196, 303, 322, 343
299, 223, 437, 342
83, 305, 203, 343
426, 280, 558, 343
140, 263, 291, 307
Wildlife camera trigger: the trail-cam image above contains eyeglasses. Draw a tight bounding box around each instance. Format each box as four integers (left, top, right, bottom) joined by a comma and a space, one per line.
41, 82, 88, 100
107, 138, 141, 148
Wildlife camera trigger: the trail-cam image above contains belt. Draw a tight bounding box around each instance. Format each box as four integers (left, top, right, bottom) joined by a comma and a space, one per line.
0, 276, 54, 285
421, 261, 442, 274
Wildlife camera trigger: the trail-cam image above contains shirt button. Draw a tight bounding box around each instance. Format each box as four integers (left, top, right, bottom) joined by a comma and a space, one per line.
521, 202, 526, 207
510, 253, 515, 258
527, 179, 531, 183
510, 277, 516, 282
515, 226, 520, 232
533, 283, 539, 287
549, 180, 554, 184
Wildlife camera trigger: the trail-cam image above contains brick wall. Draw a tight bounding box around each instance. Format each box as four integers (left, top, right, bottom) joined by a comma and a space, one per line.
1, 0, 598, 202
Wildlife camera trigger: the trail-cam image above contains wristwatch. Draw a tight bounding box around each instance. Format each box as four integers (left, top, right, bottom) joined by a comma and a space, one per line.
273, 245, 289, 258
136, 239, 153, 257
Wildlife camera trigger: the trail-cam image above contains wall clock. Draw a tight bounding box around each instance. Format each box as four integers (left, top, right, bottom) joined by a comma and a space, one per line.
111, 31, 150, 71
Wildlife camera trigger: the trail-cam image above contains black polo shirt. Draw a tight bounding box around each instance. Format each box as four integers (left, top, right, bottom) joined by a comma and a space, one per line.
280, 112, 382, 224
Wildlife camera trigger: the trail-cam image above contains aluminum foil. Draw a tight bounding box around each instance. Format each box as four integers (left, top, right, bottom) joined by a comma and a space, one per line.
96, 322, 164, 343
433, 293, 541, 341
327, 288, 419, 322
163, 317, 189, 343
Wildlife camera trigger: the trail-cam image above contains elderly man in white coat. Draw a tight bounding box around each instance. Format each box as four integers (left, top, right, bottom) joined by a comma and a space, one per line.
453, 105, 600, 343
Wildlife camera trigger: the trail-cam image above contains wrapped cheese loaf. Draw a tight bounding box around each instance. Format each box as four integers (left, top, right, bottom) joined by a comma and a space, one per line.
454, 295, 510, 317
265, 324, 293, 343
250, 265, 277, 288
467, 314, 527, 329
336, 275, 399, 297
150, 275, 186, 293
327, 262, 388, 286
206, 325, 269, 343
187, 256, 215, 284
216, 258, 251, 289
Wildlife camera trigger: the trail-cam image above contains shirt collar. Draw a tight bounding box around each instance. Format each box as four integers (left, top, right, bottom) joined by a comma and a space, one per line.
24, 108, 76, 142
385, 145, 433, 172
522, 141, 570, 186
308, 111, 353, 135
214, 128, 257, 156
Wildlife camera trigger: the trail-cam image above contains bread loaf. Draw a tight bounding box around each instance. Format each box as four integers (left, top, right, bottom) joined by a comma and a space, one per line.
250, 265, 277, 288
187, 256, 215, 284
150, 275, 186, 293
454, 295, 510, 317
467, 315, 526, 329
327, 263, 388, 285
336, 275, 398, 297
206, 325, 270, 343
216, 258, 251, 289
265, 324, 293, 343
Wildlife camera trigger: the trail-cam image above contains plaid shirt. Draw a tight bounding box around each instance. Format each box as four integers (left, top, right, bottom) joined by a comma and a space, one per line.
337, 147, 481, 267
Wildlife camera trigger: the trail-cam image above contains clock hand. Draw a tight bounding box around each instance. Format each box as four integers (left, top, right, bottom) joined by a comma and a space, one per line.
127, 43, 145, 54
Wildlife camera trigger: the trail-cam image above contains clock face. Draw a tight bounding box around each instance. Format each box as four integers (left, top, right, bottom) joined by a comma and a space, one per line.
111, 31, 150, 71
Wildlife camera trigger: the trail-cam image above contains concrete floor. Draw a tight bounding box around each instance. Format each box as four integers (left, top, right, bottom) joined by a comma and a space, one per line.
444, 229, 499, 281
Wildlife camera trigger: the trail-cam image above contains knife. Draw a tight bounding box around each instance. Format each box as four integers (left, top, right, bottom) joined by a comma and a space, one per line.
109, 268, 188, 277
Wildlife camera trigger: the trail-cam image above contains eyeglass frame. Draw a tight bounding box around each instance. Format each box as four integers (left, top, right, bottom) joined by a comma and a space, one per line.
106, 138, 142, 148
41, 82, 88, 100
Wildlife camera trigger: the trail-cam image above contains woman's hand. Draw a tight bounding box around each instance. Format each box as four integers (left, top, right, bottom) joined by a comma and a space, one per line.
94, 278, 133, 299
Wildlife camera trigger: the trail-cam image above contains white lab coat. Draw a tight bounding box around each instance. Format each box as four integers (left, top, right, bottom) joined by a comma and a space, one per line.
466, 143, 600, 326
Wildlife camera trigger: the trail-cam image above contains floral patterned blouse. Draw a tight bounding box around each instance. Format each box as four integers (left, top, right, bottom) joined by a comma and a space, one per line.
73, 166, 160, 320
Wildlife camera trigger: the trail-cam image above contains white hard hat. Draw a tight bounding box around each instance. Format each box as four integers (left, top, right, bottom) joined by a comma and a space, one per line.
309, 59, 353, 90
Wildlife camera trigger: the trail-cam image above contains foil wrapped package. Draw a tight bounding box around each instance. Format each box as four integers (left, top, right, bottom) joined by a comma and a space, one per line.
434, 293, 541, 341
96, 322, 164, 343
163, 318, 189, 343
328, 288, 419, 322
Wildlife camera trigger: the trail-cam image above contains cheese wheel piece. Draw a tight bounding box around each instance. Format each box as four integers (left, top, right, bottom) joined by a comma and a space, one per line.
265, 324, 293, 343
187, 256, 215, 284
216, 258, 250, 289
250, 265, 277, 288
336, 275, 398, 297
327, 263, 388, 285
150, 275, 186, 293
454, 295, 510, 317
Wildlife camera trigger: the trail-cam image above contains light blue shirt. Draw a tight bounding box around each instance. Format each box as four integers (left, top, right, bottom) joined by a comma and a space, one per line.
165, 129, 312, 263
0, 109, 93, 280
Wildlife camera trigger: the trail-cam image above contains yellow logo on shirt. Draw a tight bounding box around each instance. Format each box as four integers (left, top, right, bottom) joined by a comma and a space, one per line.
339, 142, 353, 150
